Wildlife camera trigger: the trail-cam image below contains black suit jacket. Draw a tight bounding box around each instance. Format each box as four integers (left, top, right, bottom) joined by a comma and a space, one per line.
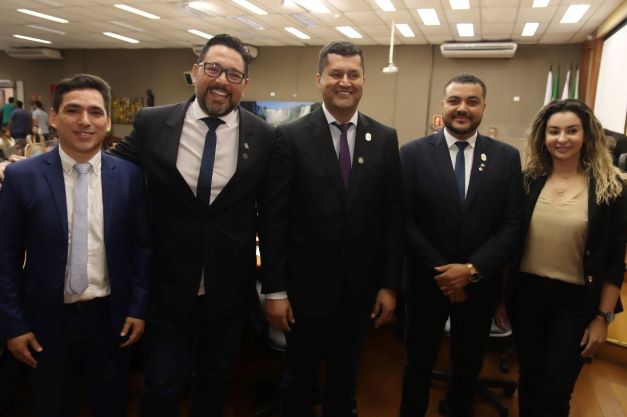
110, 98, 276, 321
508, 175, 627, 317
259, 108, 403, 319
401, 131, 524, 300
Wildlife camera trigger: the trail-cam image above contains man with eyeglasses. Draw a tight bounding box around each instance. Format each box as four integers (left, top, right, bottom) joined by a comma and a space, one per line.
109, 34, 276, 417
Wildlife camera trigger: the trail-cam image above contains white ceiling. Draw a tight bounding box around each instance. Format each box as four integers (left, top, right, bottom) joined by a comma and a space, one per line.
0, 0, 622, 51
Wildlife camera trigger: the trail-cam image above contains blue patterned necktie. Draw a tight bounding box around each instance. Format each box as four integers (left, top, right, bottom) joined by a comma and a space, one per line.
66, 162, 91, 295
454, 141, 469, 203
331, 122, 352, 189
197, 117, 224, 205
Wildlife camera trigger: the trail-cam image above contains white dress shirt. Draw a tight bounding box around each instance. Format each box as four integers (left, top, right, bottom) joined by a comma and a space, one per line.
322, 102, 358, 163
176, 99, 240, 295
59, 146, 109, 303
443, 128, 478, 197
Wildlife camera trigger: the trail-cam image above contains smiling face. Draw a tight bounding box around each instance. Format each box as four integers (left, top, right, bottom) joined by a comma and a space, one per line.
316, 53, 364, 122
193, 44, 250, 117
441, 82, 486, 140
544, 111, 584, 165
50, 88, 111, 162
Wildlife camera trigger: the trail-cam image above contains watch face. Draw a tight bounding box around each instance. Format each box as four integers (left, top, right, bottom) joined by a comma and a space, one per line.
607, 312, 616, 323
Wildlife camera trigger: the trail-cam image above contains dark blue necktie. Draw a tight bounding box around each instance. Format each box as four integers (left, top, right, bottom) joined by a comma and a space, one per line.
197, 117, 224, 205
331, 122, 352, 189
454, 141, 469, 203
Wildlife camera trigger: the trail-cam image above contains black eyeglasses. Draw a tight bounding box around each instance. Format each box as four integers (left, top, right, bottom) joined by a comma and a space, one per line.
198, 62, 247, 84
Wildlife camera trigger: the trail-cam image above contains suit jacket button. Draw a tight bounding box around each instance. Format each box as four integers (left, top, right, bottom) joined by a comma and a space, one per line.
586, 275, 593, 283
585, 250, 590, 256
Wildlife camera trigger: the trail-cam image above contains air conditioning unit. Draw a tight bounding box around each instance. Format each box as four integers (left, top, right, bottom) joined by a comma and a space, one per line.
5, 48, 63, 60
191, 44, 258, 59
440, 42, 518, 59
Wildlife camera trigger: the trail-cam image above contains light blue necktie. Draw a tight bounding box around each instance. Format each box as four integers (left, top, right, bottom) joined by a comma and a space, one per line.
66, 162, 91, 295
454, 141, 469, 203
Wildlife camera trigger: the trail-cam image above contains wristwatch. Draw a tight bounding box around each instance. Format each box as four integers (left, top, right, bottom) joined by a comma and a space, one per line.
466, 263, 483, 283
595, 310, 615, 324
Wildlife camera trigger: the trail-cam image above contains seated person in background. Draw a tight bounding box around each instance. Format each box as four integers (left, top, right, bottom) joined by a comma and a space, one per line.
25, 127, 48, 157
0, 73, 152, 417
1, 127, 16, 161
506, 99, 627, 417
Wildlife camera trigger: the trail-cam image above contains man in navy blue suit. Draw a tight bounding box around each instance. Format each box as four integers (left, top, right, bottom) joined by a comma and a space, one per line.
0, 74, 152, 417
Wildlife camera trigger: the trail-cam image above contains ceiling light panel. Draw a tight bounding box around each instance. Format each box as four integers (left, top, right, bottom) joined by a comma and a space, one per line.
103, 31, 139, 44
375, 0, 396, 12
232, 0, 268, 15
293, 0, 330, 14
560, 4, 590, 24
284, 26, 311, 39
110, 21, 145, 32
17, 9, 68, 23
417, 9, 440, 26
13, 34, 52, 44
532, 0, 550, 7
449, 0, 470, 10
188, 29, 213, 39
456, 23, 474, 36
396, 23, 415, 37
521, 22, 539, 36
114, 4, 160, 20
336, 26, 363, 39
231, 15, 265, 30
26, 24, 66, 35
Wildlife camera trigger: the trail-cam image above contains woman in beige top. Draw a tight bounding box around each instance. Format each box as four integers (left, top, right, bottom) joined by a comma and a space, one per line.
506, 99, 627, 417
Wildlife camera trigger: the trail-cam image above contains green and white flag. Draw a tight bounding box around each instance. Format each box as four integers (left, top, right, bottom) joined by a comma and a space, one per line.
552, 65, 560, 100
561, 66, 571, 99
571, 67, 579, 99
544, 66, 553, 105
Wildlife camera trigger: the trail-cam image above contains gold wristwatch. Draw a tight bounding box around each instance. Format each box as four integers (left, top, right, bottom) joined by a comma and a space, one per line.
466, 263, 483, 283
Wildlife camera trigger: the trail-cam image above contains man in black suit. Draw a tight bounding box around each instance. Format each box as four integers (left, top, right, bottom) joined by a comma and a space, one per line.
399, 74, 523, 417
260, 41, 403, 417
109, 34, 276, 417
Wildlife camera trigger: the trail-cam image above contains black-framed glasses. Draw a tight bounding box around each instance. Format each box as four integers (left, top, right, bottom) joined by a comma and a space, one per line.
198, 62, 247, 84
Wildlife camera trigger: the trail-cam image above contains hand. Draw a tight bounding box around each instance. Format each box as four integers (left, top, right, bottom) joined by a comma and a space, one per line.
448, 289, 467, 304
371, 288, 396, 329
0, 155, 25, 183
580, 317, 608, 358
264, 298, 294, 332
119, 317, 145, 348
493, 302, 509, 331
434, 264, 470, 295
7, 332, 43, 368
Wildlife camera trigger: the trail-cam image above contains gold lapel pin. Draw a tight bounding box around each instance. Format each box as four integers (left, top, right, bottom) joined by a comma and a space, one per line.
242, 153, 249, 160
365, 132, 372, 142
244, 142, 250, 150
357, 156, 365, 164
481, 153, 487, 161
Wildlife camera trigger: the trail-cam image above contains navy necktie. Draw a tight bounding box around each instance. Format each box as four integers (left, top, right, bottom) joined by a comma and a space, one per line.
197, 117, 224, 205
454, 141, 469, 203
331, 122, 352, 189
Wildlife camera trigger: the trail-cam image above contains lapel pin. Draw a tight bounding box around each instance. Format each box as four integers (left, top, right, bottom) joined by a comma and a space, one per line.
242, 153, 249, 160
244, 142, 250, 150
479, 167, 484, 171
481, 153, 487, 161
357, 156, 364, 164
365, 132, 372, 142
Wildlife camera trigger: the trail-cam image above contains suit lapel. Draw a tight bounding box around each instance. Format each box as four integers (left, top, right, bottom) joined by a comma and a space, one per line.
346, 113, 370, 210
587, 177, 599, 227
464, 135, 489, 209
43, 147, 68, 237
309, 109, 347, 204
430, 133, 462, 212
100, 153, 116, 241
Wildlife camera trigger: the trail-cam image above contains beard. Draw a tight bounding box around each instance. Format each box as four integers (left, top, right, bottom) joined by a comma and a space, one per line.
443, 114, 482, 138
198, 86, 236, 117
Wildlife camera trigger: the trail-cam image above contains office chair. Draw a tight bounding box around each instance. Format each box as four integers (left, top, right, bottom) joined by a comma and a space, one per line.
618, 152, 627, 171
432, 319, 517, 417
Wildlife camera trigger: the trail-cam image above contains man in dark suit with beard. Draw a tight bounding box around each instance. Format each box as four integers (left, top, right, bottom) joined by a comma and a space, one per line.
260, 41, 403, 417
109, 34, 276, 417
399, 74, 524, 417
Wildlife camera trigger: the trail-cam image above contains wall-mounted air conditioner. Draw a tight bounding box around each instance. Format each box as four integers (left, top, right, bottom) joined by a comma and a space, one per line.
5, 48, 63, 60
440, 42, 518, 59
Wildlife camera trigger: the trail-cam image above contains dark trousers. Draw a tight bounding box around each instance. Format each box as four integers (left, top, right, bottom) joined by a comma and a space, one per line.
400, 283, 494, 417
140, 296, 246, 417
280, 311, 371, 417
29, 297, 131, 417
0, 347, 23, 416
510, 273, 589, 417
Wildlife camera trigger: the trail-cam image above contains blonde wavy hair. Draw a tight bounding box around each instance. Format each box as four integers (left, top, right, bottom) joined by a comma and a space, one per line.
524, 99, 624, 204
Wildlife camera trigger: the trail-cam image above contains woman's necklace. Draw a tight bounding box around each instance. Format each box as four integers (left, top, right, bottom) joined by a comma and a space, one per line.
552, 173, 579, 195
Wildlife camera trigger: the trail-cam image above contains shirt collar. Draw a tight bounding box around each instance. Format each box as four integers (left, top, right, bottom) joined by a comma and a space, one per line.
322, 102, 358, 127
58, 145, 101, 176
443, 128, 478, 149
192, 98, 238, 128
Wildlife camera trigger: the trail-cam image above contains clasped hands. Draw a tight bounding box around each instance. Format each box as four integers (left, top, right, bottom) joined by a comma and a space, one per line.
434, 263, 471, 304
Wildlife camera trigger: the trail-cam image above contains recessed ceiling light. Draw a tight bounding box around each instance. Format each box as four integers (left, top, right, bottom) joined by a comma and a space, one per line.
232, 0, 268, 15
336, 26, 363, 39
293, 0, 330, 14
457, 23, 474, 37
285, 27, 311, 39
110, 21, 145, 32
231, 15, 265, 30
560, 4, 590, 24
375, 0, 396, 12
26, 24, 66, 35
522, 22, 539, 36
532, 0, 550, 7
17, 9, 68, 23
396, 24, 415, 37
417, 9, 440, 26
114, 4, 159, 20
188, 1, 213, 12
290, 13, 318, 28
13, 34, 52, 44
103, 31, 139, 44
449, 0, 470, 10
187, 29, 213, 39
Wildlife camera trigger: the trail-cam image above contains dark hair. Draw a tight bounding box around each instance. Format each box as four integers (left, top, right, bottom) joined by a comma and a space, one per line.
318, 41, 364, 74
444, 74, 487, 98
196, 34, 252, 76
8, 97, 14, 103
33, 100, 43, 109
16, 100, 23, 108
52, 74, 111, 114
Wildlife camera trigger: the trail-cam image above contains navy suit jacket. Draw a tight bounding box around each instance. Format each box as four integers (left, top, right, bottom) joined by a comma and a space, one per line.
259, 107, 403, 319
0, 148, 152, 345
110, 99, 276, 321
400, 131, 524, 301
